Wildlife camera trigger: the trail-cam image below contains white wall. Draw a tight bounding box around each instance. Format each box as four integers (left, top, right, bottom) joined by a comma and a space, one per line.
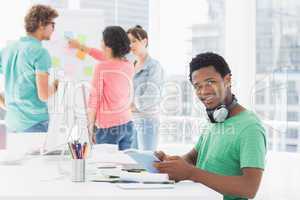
0, 1, 30, 92
0, 1, 30, 47
152, 0, 208, 77
224, 0, 256, 109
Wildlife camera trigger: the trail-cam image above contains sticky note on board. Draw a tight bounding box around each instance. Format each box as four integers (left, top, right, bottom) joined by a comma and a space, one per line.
52, 57, 60, 68
76, 50, 86, 60
84, 66, 93, 76
77, 34, 87, 44
64, 31, 74, 40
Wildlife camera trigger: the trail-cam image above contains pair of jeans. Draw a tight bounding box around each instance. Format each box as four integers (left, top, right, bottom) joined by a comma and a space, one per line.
23, 120, 49, 133
131, 117, 159, 151
95, 121, 135, 151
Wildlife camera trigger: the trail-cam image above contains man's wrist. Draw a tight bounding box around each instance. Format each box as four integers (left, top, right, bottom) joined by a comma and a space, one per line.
188, 166, 199, 181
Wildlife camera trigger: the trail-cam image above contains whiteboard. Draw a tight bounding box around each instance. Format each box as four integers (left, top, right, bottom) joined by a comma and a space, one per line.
45, 9, 104, 81
44, 9, 105, 151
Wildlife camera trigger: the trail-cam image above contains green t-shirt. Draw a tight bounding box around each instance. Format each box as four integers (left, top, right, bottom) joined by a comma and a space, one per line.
195, 110, 266, 200
0, 36, 51, 132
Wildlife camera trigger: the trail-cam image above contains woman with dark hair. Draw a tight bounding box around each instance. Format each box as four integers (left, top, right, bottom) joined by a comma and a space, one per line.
86, 26, 135, 150
127, 25, 164, 151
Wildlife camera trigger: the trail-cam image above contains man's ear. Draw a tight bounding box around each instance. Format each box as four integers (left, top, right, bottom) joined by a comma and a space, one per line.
224, 74, 232, 88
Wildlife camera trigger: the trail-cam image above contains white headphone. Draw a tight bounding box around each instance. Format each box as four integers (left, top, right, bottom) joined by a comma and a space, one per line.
206, 95, 238, 123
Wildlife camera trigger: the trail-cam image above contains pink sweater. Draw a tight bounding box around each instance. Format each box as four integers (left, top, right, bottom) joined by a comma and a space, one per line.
88, 48, 134, 128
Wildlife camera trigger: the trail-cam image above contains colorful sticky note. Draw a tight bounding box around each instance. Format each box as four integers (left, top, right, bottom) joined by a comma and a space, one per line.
52, 57, 60, 68
76, 50, 86, 60
84, 66, 93, 77
64, 31, 74, 40
77, 34, 87, 44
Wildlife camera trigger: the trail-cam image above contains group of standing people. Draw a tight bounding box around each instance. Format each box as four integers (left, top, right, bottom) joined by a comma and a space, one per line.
0, 4, 164, 151
68, 25, 163, 151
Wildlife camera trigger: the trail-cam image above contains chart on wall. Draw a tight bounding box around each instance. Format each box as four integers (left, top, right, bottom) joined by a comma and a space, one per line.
44, 9, 105, 82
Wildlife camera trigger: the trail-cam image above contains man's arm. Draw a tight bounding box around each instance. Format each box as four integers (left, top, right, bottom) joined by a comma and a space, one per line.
181, 148, 198, 165
36, 72, 58, 102
0, 94, 5, 109
155, 157, 263, 199
189, 167, 263, 199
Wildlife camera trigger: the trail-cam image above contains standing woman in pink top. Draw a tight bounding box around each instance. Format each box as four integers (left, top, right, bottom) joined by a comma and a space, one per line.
70, 26, 135, 150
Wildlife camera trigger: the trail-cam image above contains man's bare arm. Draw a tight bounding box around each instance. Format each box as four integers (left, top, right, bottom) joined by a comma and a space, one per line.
189, 167, 263, 199
0, 94, 5, 110
182, 148, 198, 165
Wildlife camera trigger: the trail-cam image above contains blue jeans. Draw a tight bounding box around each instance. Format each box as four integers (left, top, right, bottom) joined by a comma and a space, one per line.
95, 121, 136, 151
131, 117, 159, 151
23, 120, 49, 133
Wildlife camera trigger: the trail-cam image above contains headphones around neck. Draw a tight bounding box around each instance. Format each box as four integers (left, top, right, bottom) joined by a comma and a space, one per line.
206, 95, 238, 123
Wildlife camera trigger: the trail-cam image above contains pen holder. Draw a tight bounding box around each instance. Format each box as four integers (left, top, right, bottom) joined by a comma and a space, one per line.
71, 159, 85, 182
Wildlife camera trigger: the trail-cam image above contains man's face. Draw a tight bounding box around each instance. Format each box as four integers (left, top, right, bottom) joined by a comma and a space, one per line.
191, 66, 231, 109
41, 21, 55, 40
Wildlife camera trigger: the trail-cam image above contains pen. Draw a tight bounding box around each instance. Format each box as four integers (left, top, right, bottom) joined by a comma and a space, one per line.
71, 143, 78, 159
142, 181, 175, 184
67, 142, 75, 159
82, 142, 87, 159
77, 143, 82, 159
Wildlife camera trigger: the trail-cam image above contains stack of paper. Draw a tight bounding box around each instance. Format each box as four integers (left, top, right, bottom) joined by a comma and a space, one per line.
117, 183, 174, 190
91, 168, 172, 184
88, 145, 136, 164
119, 171, 171, 183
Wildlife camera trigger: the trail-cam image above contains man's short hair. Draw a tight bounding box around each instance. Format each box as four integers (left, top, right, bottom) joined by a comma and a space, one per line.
25, 4, 58, 33
189, 52, 231, 82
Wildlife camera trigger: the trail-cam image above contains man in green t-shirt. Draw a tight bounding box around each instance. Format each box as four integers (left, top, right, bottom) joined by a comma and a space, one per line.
155, 52, 266, 200
0, 5, 59, 132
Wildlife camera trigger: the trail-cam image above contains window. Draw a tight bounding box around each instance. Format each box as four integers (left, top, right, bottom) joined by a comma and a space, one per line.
255, 81, 266, 104
287, 112, 299, 121
80, 0, 149, 30
31, 0, 68, 8
255, 0, 300, 153
287, 81, 296, 92
30, 0, 149, 31
255, 90, 266, 104
286, 128, 299, 139
286, 144, 298, 152
287, 91, 299, 105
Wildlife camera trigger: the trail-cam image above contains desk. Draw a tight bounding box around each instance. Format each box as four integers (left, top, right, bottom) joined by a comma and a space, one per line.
0, 155, 221, 200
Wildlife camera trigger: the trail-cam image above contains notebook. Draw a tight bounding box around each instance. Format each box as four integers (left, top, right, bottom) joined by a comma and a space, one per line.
123, 149, 160, 173
117, 183, 174, 190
